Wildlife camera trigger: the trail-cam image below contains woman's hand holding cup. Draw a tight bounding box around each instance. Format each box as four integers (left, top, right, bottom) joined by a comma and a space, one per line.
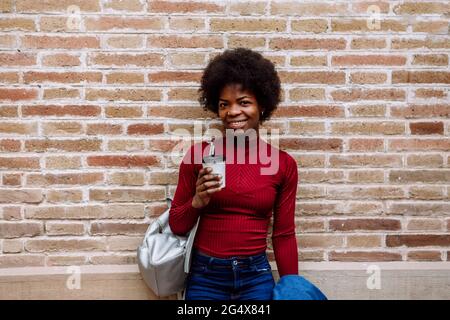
192, 167, 223, 209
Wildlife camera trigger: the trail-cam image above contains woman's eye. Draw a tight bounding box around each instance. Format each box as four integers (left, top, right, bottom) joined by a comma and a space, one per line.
241, 101, 250, 105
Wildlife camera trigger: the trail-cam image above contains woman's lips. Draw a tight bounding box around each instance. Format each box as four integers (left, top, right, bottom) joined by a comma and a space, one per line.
227, 120, 247, 129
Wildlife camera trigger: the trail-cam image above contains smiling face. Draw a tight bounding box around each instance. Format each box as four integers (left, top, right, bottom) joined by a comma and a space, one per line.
217, 83, 263, 133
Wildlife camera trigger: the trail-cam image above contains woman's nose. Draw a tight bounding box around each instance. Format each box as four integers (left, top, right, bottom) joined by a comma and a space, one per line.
227, 103, 241, 115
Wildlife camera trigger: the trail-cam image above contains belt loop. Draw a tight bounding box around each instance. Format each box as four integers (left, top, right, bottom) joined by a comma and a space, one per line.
208, 257, 214, 265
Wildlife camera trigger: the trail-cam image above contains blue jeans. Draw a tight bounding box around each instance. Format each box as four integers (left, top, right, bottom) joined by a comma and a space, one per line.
185, 249, 275, 300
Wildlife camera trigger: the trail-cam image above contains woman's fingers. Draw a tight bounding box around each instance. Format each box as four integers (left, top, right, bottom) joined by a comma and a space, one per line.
204, 180, 221, 189
195, 168, 222, 201
196, 168, 221, 186
196, 167, 210, 186
206, 187, 222, 194
197, 174, 221, 186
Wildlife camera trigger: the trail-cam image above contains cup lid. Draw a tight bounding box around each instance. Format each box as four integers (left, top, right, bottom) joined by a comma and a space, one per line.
202, 155, 225, 164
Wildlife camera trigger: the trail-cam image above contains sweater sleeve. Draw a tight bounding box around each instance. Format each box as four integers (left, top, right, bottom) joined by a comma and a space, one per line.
272, 152, 299, 277
168, 143, 204, 236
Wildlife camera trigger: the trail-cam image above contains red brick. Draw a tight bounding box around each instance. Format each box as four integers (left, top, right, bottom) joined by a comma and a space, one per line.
329, 219, 401, 231
388, 139, 450, 151
105, 106, 143, 118
0, 189, 43, 203
25, 239, 107, 252
42, 54, 81, 67
45, 222, 85, 236
414, 89, 446, 99
149, 71, 202, 83
90, 222, 148, 236
25, 139, 101, 152
0, 18, 36, 31
410, 122, 444, 135
147, 35, 223, 49
1, 207, 22, 220
0, 255, 45, 268
0, 140, 21, 152
16, 0, 100, 12
0, 88, 38, 101
22, 105, 100, 117
127, 123, 164, 135
387, 235, 450, 247
331, 89, 405, 101
391, 38, 450, 50
148, 106, 214, 119
331, 19, 407, 32
211, 18, 286, 32
389, 170, 450, 183
2, 174, 22, 186
0, 72, 19, 84
412, 54, 448, 66
279, 71, 345, 84
0, 0, 13, 12
43, 88, 80, 100
407, 251, 442, 261
388, 203, 450, 216
348, 139, 384, 152
0, 157, 39, 169
393, 2, 450, 15
330, 154, 401, 168
329, 251, 402, 261
105, 72, 144, 84
148, 1, 224, 13
22, 36, 100, 49
148, 139, 182, 153
86, 89, 161, 102
24, 71, 102, 84
352, 1, 390, 13
89, 52, 164, 67
85, 17, 163, 31
391, 105, 450, 118
280, 138, 342, 151
351, 37, 387, 49
271, 3, 348, 15
86, 123, 122, 135
331, 122, 405, 135
89, 188, 165, 202
0, 53, 36, 66
43, 120, 83, 137
270, 38, 346, 50
0, 222, 42, 238
87, 156, 161, 167
392, 71, 450, 84
46, 189, 83, 203
332, 55, 406, 66
0, 122, 37, 135
26, 173, 104, 186
89, 254, 137, 265
273, 105, 344, 118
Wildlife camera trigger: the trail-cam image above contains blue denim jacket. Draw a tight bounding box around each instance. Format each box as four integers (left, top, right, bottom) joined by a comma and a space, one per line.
273, 275, 328, 300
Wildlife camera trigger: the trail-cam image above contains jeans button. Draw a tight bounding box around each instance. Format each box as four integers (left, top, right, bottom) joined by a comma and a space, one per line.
233, 260, 238, 265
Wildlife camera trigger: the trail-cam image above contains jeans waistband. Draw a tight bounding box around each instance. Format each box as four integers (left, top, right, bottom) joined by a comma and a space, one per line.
192, 249, 268, 267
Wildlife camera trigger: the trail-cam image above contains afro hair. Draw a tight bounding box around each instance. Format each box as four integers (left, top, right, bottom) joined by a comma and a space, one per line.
198, 48, 281, 123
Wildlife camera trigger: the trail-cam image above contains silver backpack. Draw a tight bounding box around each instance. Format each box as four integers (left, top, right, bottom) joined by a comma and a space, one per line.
137, 197, 200, 298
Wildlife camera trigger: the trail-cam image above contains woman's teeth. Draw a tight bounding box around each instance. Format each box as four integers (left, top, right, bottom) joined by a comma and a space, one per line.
228, 120, 247, 129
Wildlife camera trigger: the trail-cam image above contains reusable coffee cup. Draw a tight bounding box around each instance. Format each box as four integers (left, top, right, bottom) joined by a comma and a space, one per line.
202, 155, 226, 189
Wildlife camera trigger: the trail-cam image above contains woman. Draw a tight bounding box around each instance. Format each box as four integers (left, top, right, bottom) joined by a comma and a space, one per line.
169, 48, 299, 300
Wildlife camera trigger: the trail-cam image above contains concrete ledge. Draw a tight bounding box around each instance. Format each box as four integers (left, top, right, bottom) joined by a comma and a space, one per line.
0, 263, 449, 299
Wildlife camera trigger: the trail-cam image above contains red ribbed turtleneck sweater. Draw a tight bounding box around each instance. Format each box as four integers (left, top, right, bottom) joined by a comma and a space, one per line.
169, 135, 298, 277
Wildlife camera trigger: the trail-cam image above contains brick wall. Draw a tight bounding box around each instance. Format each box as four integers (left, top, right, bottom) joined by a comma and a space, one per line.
0, 0, 449, 269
